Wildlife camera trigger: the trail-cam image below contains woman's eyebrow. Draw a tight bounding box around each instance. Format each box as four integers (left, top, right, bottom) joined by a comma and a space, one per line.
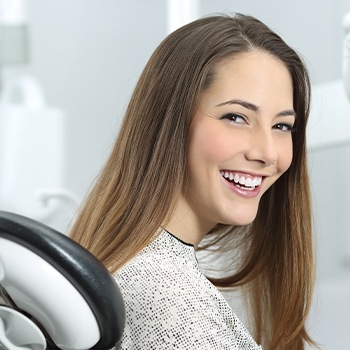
276, 109, 297, 119
215, 98, 259, 112
215, 98, 297, 119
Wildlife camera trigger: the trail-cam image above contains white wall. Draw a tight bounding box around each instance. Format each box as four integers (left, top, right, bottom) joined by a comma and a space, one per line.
10, 0, 167, 199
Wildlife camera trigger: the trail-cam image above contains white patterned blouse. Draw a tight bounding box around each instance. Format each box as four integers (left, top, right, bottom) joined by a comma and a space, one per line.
113, 229, 262, 349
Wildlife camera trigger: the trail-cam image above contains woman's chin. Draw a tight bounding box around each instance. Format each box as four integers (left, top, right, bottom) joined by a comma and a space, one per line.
220, 210, 258, 227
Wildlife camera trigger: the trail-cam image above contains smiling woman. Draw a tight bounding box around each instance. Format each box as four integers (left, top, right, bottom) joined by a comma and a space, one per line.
70, 13, 316, 350
166, 52, 295, 240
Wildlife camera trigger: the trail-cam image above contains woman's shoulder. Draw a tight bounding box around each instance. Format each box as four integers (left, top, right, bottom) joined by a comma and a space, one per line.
114, 229, 199, 290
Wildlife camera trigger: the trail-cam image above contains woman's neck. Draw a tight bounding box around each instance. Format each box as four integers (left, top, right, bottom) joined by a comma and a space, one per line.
163, 195, 215, 248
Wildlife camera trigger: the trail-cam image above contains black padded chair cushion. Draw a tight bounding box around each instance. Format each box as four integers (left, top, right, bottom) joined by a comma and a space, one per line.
0, 211, 125, 349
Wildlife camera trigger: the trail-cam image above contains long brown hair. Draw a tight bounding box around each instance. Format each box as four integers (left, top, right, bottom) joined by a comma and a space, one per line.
70, 14, 315, 349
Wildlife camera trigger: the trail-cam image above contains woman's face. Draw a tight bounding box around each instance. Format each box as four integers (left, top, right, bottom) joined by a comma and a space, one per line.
173, 51, 295, 238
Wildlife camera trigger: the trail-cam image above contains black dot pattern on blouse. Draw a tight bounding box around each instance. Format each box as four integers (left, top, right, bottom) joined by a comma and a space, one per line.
113, 230, 262, 350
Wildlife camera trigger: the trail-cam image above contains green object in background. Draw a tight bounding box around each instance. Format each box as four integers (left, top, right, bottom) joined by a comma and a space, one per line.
0, 24, 29, 64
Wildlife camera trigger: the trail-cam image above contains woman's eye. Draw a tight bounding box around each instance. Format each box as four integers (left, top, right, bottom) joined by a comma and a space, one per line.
220, 113, 247, 124
273, 123, 294, 132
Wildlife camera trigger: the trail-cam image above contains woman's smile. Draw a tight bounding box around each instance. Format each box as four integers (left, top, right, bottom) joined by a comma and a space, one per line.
219, 170, 265, 197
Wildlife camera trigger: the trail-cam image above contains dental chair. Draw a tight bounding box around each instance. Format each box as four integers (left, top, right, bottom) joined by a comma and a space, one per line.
0, 211, 125, 350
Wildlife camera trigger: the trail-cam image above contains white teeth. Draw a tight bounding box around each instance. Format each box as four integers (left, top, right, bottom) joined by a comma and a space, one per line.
220, 171, 262, 188
245, 177, 252, 187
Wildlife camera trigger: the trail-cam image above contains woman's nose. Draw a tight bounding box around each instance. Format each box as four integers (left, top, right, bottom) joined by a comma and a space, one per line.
245, 128, 278, 166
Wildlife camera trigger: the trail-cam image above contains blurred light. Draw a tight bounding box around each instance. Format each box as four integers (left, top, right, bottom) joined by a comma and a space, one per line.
0, 0, 28, 64
166, 0, 200, 34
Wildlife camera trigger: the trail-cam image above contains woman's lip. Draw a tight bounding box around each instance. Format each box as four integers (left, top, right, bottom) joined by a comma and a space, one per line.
222, 177, 264, 198
220, 169, 269, 178
219, 170, 266, 198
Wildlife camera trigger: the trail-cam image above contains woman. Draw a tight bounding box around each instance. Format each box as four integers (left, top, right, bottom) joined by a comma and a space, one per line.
70, 14, 316, 349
